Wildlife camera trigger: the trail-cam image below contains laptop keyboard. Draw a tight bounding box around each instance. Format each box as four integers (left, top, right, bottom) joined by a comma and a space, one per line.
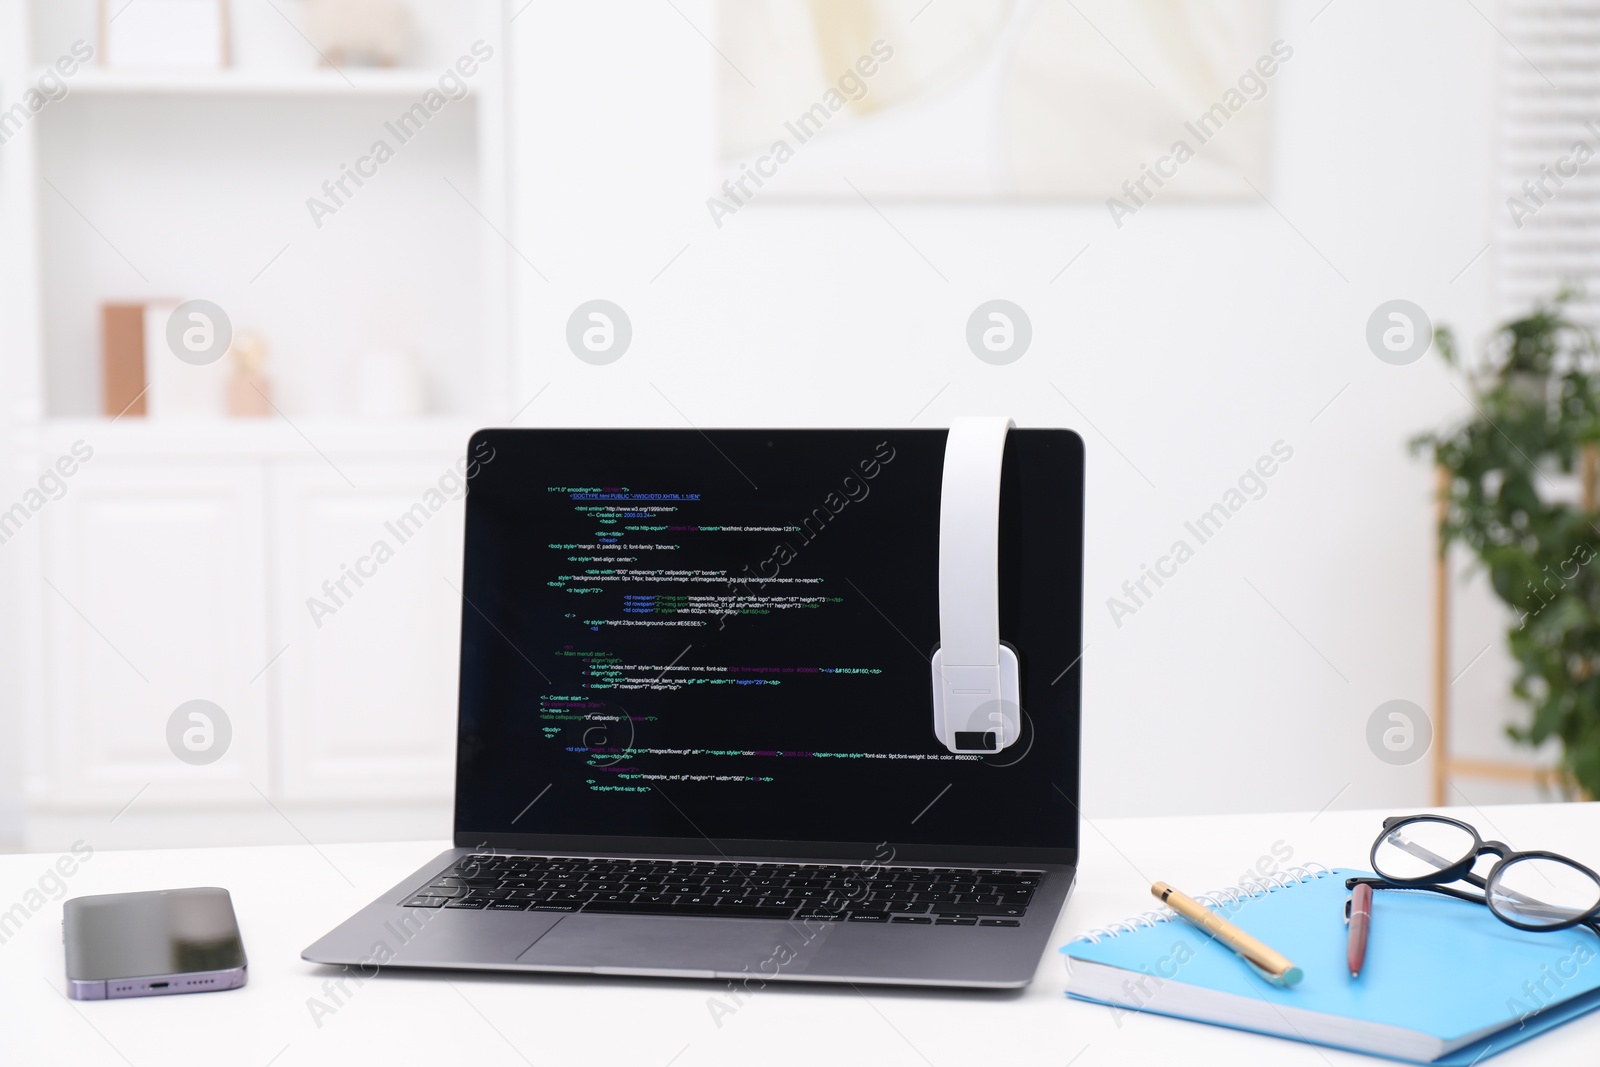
402, 855, 1042, 927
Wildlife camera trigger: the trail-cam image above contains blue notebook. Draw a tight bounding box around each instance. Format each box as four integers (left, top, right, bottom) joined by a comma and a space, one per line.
1062, 866, 1600, 1064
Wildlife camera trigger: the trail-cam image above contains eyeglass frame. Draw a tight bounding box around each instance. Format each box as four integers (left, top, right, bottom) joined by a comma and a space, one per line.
1343, 813, 1600, 935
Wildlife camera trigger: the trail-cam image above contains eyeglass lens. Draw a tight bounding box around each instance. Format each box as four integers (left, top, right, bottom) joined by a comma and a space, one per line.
1373, 819, 1477, 881
1489, 856, 1600, 927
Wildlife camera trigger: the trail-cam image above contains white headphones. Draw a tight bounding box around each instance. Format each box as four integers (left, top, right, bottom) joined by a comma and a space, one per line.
931, 416, 1021, 753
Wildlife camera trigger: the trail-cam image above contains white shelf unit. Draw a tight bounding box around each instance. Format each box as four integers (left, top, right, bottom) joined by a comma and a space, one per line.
33, 66, 470, 96
0, 0, 518, 849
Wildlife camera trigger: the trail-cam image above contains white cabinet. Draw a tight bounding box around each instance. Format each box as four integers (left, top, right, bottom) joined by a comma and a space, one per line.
29, 425, 473, 821
39, 458, 269, 807
267, 459, 463, 803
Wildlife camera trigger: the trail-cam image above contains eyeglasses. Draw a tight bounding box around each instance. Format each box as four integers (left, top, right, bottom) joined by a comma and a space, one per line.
1345, 814, 1600, 934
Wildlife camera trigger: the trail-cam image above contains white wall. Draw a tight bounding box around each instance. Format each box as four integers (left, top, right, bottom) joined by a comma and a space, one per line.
499, 0, 1520, 818
0, 0, 1547, 844
0, 0, 41, 845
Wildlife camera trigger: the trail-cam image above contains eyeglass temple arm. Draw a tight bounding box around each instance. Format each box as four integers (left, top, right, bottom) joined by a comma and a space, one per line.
1347, 877, 1485, 909
1348, 876, 1582, 920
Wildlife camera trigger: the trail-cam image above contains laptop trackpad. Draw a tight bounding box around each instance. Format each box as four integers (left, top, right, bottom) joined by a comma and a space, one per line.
518, 915, 831, 976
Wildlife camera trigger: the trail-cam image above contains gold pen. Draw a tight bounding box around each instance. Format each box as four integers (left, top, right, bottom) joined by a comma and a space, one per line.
1153, 881, 1303, 987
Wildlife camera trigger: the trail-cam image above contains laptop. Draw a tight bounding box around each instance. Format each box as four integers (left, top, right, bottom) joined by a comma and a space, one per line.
304, 425, 1084, 987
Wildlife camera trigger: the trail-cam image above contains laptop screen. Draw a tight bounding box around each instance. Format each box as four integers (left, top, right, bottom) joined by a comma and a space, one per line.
454, 428, 1083, 858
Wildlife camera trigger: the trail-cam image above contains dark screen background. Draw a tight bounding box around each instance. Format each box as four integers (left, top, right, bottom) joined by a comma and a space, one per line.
454, 429, 1083, 853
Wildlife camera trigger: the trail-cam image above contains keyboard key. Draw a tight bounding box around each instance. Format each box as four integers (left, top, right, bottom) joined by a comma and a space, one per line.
529, 903, 580, 912
404, 895, 448, 908
891, 916, 932, 924
489, 900, 531, 911
933, 905, 1025, 918
980, 919, 1022, 927
583, 900, 792, 919
673, 902, 795, 919
445, 897, 491, 909
936, 918, 977, 926
847, 912, 889, 923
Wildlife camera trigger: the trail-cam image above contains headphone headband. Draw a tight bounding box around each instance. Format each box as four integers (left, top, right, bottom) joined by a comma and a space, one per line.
931, 416, 1020, 752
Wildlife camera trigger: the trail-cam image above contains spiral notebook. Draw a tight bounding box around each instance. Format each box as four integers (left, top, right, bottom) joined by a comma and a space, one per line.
1062, 865, 1600, 1064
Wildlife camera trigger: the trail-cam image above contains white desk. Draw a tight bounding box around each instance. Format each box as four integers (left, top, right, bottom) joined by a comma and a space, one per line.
4, 803, 1596, 1066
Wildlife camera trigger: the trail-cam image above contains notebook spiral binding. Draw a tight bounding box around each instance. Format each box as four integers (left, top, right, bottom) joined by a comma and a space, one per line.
1073, 863, 1332, 944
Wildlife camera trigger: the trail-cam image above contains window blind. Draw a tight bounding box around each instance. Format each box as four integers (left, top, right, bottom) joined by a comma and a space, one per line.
1499, 1, 1600, 323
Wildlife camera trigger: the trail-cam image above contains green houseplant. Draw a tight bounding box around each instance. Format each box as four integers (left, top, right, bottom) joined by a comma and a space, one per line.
1414, 290, 1600, 799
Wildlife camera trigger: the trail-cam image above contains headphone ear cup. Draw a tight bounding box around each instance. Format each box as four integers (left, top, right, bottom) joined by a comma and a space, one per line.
932, 643, 1020, 752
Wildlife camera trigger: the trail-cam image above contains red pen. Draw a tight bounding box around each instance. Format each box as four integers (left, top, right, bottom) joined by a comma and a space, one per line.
1346, 882, 1373, 978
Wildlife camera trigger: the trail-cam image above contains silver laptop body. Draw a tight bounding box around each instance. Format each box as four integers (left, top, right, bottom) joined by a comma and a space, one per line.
305, 427, 1085, 987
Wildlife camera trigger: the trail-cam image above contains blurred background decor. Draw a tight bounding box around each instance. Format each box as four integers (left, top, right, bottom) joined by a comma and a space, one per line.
717, 0, 1276, 199
1417, 292, 1600, 801
304, 0, 411, 68
353, 347, 427, 418
99, 0, 229, 69
144, 298, 233, 419
226, 332, 272, 418
99, 301, 148, 416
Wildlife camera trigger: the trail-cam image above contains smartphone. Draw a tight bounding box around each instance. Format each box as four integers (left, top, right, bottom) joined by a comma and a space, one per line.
63, 887, 247, 1000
